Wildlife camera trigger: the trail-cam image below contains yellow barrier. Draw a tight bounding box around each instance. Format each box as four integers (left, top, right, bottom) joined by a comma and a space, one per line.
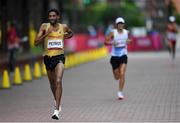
64, 47, 108, 69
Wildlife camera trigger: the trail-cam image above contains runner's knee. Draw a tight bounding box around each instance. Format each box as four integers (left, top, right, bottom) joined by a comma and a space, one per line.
55, 78, 62, 87
114, 74, 119, 80
119, 72, 125, 79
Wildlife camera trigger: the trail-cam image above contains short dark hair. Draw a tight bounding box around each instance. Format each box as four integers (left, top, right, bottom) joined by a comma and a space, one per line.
48, 8, 60, 16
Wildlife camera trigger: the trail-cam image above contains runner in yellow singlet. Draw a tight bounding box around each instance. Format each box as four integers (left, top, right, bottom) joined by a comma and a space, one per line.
35, 8, 73, 120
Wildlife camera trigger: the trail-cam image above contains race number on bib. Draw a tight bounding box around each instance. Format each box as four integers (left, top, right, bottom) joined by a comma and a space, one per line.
47, 39, 63, 49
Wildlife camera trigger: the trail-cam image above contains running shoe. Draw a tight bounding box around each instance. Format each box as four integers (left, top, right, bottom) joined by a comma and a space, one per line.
52, 109, 60, 120
118, 91, 124, 100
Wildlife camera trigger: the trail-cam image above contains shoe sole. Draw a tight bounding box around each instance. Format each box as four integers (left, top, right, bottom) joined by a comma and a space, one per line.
118, 97, 124, 100
52, 115, 59, 120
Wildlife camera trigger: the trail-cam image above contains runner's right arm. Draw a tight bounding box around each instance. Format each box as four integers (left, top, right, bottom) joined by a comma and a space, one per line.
104, 32, 119, 46
104, 32, 114, 46
35, 24, 53, 46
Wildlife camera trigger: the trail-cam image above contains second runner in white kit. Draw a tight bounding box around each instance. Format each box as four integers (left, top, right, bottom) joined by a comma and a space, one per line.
105, 17, 131, 100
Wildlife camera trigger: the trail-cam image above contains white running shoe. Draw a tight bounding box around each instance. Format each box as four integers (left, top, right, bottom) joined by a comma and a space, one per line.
118, 91, 124, 100
52, 109, 60, 120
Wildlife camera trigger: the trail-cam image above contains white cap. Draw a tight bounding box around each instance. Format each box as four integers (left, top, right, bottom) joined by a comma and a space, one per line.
169, 16, 175, 22
115, 17, 125, 24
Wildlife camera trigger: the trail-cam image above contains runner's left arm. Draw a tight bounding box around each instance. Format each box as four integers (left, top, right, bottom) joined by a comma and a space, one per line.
173, 23, 178, 33
63, 24, 73, 39
127, 32, 131, 44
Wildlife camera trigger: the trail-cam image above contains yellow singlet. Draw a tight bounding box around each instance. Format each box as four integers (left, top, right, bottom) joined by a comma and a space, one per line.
43, 23, 64, 57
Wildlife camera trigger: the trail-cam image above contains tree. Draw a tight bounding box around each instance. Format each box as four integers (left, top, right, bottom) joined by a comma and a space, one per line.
81, 1, 145, 27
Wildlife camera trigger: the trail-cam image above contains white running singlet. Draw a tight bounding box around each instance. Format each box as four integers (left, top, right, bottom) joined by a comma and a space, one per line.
111, 29, 129, 57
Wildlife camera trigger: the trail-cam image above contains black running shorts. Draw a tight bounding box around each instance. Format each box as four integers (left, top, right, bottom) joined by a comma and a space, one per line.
44, 54, 65, 71
110, 55, 128, 70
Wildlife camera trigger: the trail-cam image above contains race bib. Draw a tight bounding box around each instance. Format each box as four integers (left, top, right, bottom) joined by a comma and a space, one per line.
167, 32, 176, 40
47, 39, 63, 49
115, 39, 127, 47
